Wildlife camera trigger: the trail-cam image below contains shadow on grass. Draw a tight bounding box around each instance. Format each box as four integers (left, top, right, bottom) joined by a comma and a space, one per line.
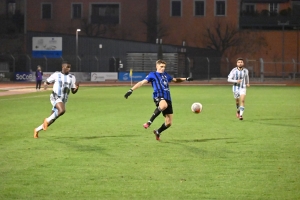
52, 135, 138, 140
45, 135, 138, 152
245, 118, 300, 128
170, 137, 234, 143
47, 138, 106, 152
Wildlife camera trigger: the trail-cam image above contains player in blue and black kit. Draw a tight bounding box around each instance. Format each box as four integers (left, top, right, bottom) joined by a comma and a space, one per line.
124, 59, 193, 141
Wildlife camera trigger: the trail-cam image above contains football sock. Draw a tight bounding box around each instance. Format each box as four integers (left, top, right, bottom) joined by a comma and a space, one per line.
239, 106, 245, 116
36, 124, 44, 132
236, 103, 239, 111
46, 112, 57, 123
148, 107, 162, 124
157, 123, 170, 134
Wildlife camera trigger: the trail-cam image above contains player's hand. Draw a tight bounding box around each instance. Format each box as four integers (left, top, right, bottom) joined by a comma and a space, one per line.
186, 77, 193, 81
124, 89, 133, 99
44, 82, 48, 90
75, 82, 80, 89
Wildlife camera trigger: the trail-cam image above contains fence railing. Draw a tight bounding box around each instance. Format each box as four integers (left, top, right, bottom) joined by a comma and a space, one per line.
0, 54, 299, 82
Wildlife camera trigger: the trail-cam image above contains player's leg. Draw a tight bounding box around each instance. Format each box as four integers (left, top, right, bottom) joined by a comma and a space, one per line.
233, 89, 241, 118
34, 109, 58, 138
158, 114, 172, 133
153, 101, 173, 140
43, 101, 66, 130
235, 97, 240, 118
143, 98, 167, 129
239, 94, 246, 120
36, 81, 38, 90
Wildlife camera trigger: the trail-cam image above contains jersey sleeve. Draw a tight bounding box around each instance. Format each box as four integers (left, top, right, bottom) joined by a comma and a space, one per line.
71, 75, 77, 89
46, 72, 57, 83
245, 69, 250, 84
144, 72, 154, 82
165, 73, 173, 82
227, 69, 237, 83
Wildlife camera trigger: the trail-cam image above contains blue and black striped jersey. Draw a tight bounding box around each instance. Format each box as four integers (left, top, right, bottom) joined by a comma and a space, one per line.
144, 72, 173, 101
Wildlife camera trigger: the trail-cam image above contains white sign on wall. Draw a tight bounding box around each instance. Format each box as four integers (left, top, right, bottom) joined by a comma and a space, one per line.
91, 72, 118, 82
32, 37, 62, 58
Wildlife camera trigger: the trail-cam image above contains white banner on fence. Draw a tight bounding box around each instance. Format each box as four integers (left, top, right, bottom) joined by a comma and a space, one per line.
30, 72, 89, 82
91, 72, 118, 82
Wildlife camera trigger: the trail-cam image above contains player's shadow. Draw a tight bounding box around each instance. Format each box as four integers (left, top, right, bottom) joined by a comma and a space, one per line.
53, 135, 137, 140
170, 137, 234, 143
81, 135, 137, 139
245, 117, 300, 128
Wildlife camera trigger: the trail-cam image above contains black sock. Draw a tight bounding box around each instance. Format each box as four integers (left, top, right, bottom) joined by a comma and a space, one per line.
157, 123, 170, 134
148, 107, 162, 124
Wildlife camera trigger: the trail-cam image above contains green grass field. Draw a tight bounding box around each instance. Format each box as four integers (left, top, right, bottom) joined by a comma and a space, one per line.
0, 85, 299, 200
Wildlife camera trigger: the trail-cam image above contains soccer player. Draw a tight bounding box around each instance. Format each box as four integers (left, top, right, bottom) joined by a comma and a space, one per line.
34, 61, 79, 138
124, 59, 193, 141
227, 58, 250, 120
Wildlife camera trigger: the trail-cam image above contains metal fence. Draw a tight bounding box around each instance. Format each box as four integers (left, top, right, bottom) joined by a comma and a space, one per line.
219, 57, 300, 82
0, 53, 300, 82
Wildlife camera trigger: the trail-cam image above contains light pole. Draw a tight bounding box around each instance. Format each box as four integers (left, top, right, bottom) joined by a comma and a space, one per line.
76, 29, 81, 71
98, 44, 102, 71
156, 38, 163, 60
278, 21, 289, 78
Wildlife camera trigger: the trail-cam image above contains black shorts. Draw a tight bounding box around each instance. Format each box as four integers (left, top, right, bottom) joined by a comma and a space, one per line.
153, 98, 173, 116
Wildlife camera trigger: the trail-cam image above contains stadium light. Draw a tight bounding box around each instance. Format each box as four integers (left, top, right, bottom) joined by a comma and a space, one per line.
76, 29, 81, 71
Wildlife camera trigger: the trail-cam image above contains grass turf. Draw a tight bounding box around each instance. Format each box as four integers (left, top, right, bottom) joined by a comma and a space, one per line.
0, 85, 299, 200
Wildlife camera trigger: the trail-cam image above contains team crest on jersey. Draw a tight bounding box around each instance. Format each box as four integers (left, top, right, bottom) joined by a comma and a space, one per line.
160, 75, 168, 88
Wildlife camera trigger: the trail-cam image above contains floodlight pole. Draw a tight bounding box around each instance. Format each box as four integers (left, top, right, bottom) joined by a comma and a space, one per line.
278, 21, 289, 78
76, 29, 81, 72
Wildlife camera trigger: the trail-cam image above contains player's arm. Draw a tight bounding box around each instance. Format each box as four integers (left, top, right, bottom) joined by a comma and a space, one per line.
245, 71, 250, 87
44, 81, 50, 90
172, 77, 193, 83
124, 79, 148, 99
71, 76, 79, 94
228, 74, 242, 83
71, 82, 79, 94
44, 73, 56, 90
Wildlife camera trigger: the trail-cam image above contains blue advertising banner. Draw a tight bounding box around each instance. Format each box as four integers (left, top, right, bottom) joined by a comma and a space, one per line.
118, 72, 147, 81
32, 51, 62, 58
15, 72, 35, 82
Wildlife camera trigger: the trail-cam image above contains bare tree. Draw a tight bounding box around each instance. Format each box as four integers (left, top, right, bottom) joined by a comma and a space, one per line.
202, 20, 267, 57
81, 18, 116, 37
230, 30, 268, 57
203, 21, 241, 56
141, 16, 169, 43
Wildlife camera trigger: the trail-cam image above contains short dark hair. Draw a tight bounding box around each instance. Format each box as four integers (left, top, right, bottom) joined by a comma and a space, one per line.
236, 58, 243, 61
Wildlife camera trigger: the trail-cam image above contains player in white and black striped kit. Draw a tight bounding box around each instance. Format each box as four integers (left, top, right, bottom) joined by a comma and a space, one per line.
34, 61, 79, 138
227, 58, 250, 120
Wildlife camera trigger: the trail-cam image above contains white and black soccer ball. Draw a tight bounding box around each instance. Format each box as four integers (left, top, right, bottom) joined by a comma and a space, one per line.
191, 102, 203, 114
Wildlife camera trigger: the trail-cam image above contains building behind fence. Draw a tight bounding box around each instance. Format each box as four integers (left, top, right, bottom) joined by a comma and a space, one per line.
0, 32, 299, 82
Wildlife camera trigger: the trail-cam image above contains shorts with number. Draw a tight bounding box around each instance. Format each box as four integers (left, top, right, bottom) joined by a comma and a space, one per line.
232, 87, 246, 99
50, 93, 66, 110
153, 98, 173, 116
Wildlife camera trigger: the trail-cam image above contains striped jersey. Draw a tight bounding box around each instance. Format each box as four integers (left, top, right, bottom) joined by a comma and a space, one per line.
228, 67, 249, 90
47, 72, 76, 103
144, 72, 173, 101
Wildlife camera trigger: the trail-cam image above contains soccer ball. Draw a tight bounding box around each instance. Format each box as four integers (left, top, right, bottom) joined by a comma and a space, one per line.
191, 102, 202, 114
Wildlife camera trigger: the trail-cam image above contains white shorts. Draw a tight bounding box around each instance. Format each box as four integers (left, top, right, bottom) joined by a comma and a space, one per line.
50, 94, 66, 111
232, 88, 246, 99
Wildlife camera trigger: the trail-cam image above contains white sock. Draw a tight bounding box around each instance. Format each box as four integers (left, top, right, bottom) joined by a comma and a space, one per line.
46, 112, 57, 123
239, 106, 245, 116
36, 124, 44, 132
